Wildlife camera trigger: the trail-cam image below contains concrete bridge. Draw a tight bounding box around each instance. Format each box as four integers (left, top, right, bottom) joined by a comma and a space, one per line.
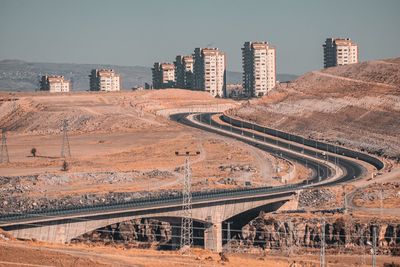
1, 190, 294, 252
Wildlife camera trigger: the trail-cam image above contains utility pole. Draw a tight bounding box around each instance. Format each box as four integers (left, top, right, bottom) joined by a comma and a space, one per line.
175, 150, 200, 254
361, 230, 366, 267
229, 115, 233, 133
61, 119, 71, 158
343, 185, 347, 213
372, 225, 377, 267
226, 221, 232, 253
318, 163, 321, 182
288, 219, 293, 256
380, 189, 384, 218
320, 219, 326, 267
1, 128, 10, 163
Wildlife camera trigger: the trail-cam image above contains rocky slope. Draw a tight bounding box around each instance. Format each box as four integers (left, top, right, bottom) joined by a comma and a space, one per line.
233, 58, 400, 158
239, 214, 400, 256
70, 213, 400, 256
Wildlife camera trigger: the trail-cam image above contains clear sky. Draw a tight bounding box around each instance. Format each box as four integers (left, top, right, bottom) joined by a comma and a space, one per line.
0, 0, 399, 75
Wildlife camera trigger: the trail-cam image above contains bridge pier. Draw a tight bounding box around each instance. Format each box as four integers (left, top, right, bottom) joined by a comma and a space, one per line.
204, 214, 222, 252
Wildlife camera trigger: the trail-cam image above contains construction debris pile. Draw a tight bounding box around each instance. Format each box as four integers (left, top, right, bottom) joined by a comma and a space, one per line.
0, 175, 37, 195
0, 170, 175, 194
298, 188, 338, 209
236, 214, 400, 256
218, 164, 256, 173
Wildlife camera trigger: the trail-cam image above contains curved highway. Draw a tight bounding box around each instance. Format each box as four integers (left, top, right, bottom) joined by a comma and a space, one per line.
0, 112, 383, 225
171, 113, 332, 183
171, 112, 370, 186
220, 114, 384, 170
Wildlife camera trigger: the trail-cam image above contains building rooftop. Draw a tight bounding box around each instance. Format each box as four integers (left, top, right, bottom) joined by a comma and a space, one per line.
43, 75, 68, 83
160, 63, 174, 70
96, 69, 119, 77
325, 38, 357, 46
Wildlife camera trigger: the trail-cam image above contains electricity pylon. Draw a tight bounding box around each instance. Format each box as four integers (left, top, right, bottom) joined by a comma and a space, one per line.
61, 119, 71, 158
175, 150, 200, 254
0, 128, 9, 163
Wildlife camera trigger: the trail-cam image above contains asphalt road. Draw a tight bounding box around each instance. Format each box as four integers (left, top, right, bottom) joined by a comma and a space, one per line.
171, 112, 368, 186
0, 112, 382, 225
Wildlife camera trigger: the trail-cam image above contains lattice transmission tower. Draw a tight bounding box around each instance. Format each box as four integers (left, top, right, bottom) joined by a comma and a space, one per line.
175, 150, 200, 254
0, 128, 9, 163
61, 120, 71, 158
181, 156, 193, 251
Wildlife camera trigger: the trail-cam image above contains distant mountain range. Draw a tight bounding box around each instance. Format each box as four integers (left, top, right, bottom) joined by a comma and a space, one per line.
0, 60, 297, 91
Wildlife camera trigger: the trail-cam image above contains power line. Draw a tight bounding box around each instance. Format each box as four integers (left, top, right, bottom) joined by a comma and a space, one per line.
1, 128, 9, 163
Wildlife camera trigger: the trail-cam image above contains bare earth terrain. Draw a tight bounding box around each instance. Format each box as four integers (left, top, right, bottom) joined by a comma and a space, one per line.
1, 59, 400, 266
0, 90, 300, 215
233, 58, 400, 158
1, 238, 399, 267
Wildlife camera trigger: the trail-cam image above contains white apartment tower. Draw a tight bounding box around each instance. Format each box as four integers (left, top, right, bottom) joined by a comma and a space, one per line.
89, 69, 121, 91
174, 55, 194, 89
193, 48, 226, 97
152, 62, 175, 89
242, 41, 276, 97
40, 75, 70, 92
323, 38, 358, 68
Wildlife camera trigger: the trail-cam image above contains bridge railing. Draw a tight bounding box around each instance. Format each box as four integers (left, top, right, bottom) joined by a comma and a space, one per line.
220, 114, 384, 170
0, 184, 298, 223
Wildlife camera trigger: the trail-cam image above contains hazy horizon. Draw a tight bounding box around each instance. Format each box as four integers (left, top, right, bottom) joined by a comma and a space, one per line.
0, 0, 399, 75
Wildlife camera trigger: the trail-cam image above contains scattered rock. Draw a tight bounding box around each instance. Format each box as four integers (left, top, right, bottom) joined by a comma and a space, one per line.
298, 188, 336, 209
219, 252, 229, 262
238, 214, 400, 256
218, 164, 256, 173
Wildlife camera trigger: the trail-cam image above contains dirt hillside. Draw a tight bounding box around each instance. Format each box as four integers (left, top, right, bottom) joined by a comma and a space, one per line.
0, 89, 232, 135
233, 58, 400, 158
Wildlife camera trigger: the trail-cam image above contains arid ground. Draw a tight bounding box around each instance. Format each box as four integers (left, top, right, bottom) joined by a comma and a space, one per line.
0, 59, 399, 266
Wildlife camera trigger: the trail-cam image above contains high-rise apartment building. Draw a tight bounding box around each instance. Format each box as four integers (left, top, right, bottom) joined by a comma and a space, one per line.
242, 41, 276, 97
40, 75, 70, 92
193, 48, 226, 97
323, 38, 358, 68
152, 62, 175, 89
89, 69, 121, 91
174, 55, 194, 89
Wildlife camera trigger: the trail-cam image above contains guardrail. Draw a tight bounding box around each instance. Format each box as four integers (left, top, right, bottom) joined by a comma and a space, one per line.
221, 114, 384, 170
188, 113, 368, 187
0, 183, 298, 223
